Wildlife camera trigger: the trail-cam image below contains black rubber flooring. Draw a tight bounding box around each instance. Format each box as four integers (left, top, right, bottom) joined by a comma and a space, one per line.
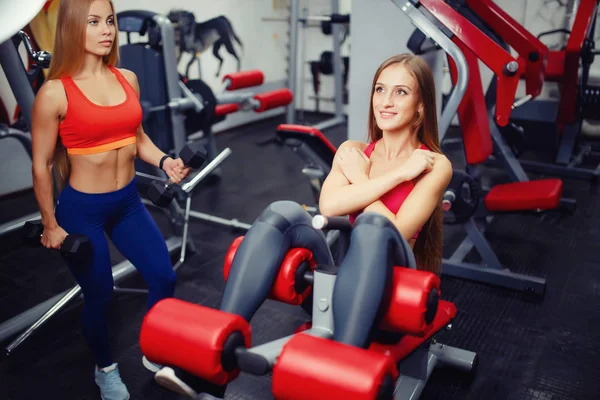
0, 112, 599, 400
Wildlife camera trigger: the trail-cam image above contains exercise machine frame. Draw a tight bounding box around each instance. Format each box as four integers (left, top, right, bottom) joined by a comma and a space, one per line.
144, 213, 477, 400
457, 0, 600, 181
118, 10, 297, 232
406, 0, 577, 294
285, 0, 347, 132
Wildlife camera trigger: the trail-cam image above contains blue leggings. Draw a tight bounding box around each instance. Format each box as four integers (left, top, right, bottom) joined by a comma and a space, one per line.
56, 177, 176, 368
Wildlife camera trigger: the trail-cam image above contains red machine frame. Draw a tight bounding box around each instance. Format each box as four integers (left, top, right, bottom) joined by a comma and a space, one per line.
419, 0, 522, 128
465, 0, 598, 130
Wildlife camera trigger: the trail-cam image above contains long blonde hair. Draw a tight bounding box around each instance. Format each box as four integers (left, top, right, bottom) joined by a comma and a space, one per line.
46, 0, 119, 191
367, 54, 443, 275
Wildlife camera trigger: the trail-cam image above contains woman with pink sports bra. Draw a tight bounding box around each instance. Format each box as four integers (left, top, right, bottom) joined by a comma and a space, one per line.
319, 53, 453, 276
30, 1, 191, 398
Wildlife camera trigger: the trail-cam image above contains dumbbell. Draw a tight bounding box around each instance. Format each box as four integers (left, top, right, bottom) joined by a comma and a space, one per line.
147, 142, 208, 207
23, 220, 92, 262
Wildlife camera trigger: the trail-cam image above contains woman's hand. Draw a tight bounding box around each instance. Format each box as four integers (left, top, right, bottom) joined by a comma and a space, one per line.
163, 157, 191, 184
399, 149, 434, 181
335, 147, 371, 184
41, 225, 68, 250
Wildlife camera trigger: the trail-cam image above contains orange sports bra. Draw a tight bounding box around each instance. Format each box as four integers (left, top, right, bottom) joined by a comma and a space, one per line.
350, 141, 428, 239
59, 66, 142, 155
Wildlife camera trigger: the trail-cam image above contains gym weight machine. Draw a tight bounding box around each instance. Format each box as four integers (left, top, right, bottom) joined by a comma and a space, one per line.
139, 201, 477, 400
117, 10, 293, 231
472, 0, 600, 181
0, 8, 53, 239
282, 0, 349, 132
276, 0, 573, 296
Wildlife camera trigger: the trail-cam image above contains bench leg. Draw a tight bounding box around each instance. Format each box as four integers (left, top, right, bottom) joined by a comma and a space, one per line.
393, 341, 478, 399
442, 219, 546, 295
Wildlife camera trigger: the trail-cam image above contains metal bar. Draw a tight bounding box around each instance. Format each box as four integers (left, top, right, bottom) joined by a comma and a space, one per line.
488, 107, 529, 182
512, 158, 600, 180
0, 40, 34, 130
178, 80, 205, 112
155, 14, 186, 154
464, 219, 503, 270
0, 212, 40, 236
394, 352, 437, 399
135, 171, 168, 184
215, 92, 254, 105
512, 94, 533, 109
330, 0, 345, 122
0, 236, 183, 350
286, 0, 300, 124
429, 342, 477, 372
313, 116, 347, 132
556, 121, 580, 165
181, 148, 232, 193
180, 195, 192, 264
112, 288, 149, 295
441, 259, 546, 295
6, 286, 83, 354
187, 211, 251, 230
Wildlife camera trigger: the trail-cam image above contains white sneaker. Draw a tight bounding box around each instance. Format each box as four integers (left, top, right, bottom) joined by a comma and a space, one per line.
142, 356, 163, 373
154, 367, 199, 397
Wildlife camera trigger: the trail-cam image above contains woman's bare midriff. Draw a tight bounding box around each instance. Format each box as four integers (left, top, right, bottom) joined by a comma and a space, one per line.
67, 144, 137, 193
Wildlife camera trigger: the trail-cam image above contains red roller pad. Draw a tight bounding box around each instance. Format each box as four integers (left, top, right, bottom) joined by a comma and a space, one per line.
215, 104, 239, 117
370, 301, 457, 362
378, 268, 440, 336
484, 179, 562, 212
223, 70, 264, 90
272, 334, 398, 400
254, 89, 294, 112
224, 240, 316, 306
140, 298, 251, 385
223, 236, 245, 281
269, 248, 316, 305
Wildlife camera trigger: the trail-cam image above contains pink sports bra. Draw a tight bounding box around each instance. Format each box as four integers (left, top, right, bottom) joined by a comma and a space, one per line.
350, 141, 428, 239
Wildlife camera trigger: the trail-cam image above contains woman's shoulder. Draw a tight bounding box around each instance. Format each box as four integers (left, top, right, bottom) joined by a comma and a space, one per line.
337, 140, 370, 151
113, 67, 139, 92
36, 79, 67, 105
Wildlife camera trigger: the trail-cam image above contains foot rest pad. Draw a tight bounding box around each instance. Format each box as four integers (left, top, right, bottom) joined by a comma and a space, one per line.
369, 300, 456, 362
485, 179, 563, 212
272, 334, 397, 400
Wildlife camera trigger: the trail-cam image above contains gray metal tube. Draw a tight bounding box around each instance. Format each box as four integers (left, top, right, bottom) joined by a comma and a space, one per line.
330, 0, 345, 121
429, 342, 477, 372
181, 148, 232, 193
0, 236, 182, 348
0, 40, 34, 130
286, 0, 300, 124
155, 14, 187, 154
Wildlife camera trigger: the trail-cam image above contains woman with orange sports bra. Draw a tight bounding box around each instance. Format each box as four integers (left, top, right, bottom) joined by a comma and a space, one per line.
319, 53, 453, 276
30, 1, 190, 399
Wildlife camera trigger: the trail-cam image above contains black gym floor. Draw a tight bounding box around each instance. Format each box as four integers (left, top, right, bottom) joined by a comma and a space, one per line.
1, 113, 599, 400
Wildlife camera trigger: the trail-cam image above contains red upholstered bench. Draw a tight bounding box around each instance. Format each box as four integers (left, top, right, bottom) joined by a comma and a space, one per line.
276, 124, 337, 165
484, 178, 563, 212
